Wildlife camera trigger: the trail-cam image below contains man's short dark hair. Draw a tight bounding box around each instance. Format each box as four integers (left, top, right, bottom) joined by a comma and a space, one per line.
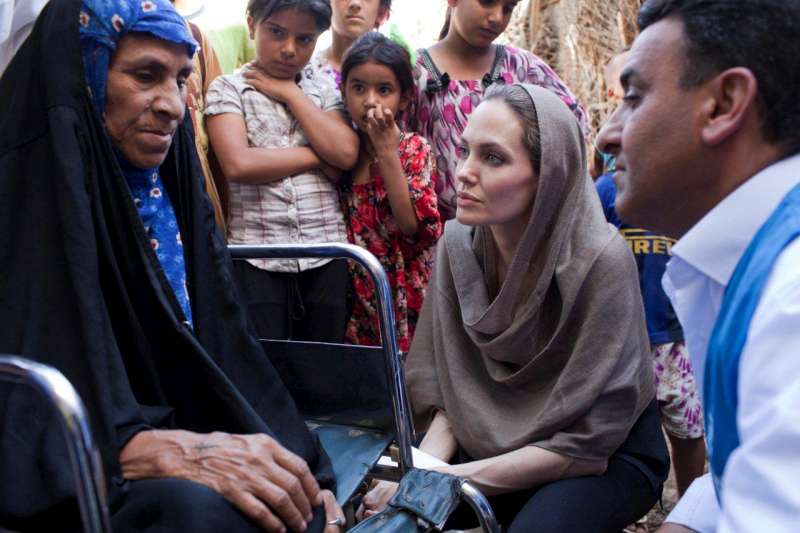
638, 0, 800, 154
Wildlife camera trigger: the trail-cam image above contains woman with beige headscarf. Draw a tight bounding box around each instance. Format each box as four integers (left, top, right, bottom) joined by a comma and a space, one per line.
360, 83, 669, 531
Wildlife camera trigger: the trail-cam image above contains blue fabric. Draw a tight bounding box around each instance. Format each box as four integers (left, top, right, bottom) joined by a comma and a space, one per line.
705, 181, 800, 499
79, 0, 197, 325
595, 173, 683, 344
120, 160, 194, 324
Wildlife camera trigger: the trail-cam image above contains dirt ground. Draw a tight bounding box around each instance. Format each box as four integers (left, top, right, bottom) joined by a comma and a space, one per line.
639, 468, 678, 532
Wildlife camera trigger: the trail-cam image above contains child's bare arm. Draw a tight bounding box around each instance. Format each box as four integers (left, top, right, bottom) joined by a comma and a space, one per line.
369, 106, 419, 236
243, 67, 359, 170
207, 113, 321, 184
289, 104, 358, 170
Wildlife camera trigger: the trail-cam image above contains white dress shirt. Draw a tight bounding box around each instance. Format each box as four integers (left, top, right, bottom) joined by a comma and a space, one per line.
0, 0, 49, 76
663, 153, 800, 532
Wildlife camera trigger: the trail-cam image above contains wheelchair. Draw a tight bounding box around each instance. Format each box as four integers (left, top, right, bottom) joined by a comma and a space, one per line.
0, 243, 498, 532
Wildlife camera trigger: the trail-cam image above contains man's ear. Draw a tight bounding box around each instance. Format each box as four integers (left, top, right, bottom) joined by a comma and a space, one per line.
701, 67, 758, 146
375, 6, 390, 28
246, 15, 255, 40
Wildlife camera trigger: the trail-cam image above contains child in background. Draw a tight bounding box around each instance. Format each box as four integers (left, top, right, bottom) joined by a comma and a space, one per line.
407, 0, 588, 220
340, 32, 442, 353
309, 0, 391, 85
205, 0, 359, 342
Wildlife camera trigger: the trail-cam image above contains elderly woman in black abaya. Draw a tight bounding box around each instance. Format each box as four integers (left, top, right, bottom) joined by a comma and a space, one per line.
0, 1, 342, 532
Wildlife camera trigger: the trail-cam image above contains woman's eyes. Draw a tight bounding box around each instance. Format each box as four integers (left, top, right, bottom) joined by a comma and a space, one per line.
134, 71, 156, 83
485, 153, 504, 165
132, 70, 188, 92
456, 146, 503, 165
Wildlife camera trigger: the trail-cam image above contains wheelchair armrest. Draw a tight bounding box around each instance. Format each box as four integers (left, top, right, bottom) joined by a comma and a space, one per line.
0, 356, 112, 533
347, 469, 500, 533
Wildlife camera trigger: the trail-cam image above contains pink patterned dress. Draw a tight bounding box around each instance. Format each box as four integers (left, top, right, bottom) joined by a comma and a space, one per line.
406, 45, 589, 220
342, 133, 442, 353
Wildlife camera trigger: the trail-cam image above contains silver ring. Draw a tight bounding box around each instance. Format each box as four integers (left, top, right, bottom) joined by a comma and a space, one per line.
327, 516, 345, 528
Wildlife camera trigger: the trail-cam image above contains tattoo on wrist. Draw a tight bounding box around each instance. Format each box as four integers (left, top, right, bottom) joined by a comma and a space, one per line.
194, 442, 218, 452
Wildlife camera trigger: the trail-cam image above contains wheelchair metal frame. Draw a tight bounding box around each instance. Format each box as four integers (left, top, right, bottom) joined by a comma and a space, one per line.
229, 243, 499, 533
0, 356, 112, 533
0, 243, 498, 533
229, 243, 415, 475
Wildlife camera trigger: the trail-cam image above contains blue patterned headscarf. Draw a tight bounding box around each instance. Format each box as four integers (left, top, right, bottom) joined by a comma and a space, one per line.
79, 0, 198, 326
79, 0, 197, 116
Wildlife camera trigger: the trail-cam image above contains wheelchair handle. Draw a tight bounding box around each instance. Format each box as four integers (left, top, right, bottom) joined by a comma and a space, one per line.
461, 480, 501, 533
0, 356, 112, 533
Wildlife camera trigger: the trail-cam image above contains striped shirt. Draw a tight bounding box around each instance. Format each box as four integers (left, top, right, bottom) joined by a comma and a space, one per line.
205, 66, 347, 272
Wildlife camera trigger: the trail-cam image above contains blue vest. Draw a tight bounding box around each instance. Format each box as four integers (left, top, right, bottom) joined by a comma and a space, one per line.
705, 181, 800, 498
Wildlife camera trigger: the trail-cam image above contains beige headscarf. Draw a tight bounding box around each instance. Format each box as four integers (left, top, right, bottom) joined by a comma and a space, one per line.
405, 84, 654, 461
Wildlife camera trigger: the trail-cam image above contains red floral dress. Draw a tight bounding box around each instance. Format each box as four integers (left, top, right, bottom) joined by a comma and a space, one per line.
342, 133, 442, 353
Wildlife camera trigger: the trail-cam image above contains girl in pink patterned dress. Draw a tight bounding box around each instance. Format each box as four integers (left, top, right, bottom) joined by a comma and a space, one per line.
340, 32, 442, 353
406, 0, 589, 220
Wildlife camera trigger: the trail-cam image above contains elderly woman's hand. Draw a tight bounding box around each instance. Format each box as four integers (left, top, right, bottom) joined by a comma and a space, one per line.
243, 63, 302, 105
355, 480, 399, 521
321, 489, 345, 533
120, 429, 323, 532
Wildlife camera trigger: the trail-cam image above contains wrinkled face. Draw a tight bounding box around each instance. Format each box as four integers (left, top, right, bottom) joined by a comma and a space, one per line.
248, 8, 321, 79
342, 61, 407, 132
595, 18, 709, 237
104, 33, 193, 169
331, 0, 389, 40
455, 99, 537, 230
448, 0, 519, 48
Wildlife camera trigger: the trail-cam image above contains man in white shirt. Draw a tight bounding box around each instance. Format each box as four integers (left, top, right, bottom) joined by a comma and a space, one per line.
596, 1, 800, 532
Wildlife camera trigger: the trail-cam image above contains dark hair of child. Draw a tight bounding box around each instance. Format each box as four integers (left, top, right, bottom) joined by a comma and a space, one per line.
341, 32, 414, 97
246, 0, 333, 32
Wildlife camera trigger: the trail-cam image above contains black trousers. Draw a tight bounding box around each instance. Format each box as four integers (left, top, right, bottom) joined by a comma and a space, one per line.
234, 259, 348, 342
446, 401, 668, 533
111, 478, 326, 533
456, 457, 659, 533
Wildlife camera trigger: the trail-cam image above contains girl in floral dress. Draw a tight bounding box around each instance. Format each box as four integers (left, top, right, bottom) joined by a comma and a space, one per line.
407, 0, 589, 220
340, 32, 442, 353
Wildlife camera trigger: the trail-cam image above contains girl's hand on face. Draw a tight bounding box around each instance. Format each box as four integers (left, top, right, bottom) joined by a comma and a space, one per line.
243, 63, 301, 104
364, 103, 401, 158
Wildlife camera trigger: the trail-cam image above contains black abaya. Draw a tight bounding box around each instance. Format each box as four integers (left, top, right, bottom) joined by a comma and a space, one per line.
0, 1, 332, 530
